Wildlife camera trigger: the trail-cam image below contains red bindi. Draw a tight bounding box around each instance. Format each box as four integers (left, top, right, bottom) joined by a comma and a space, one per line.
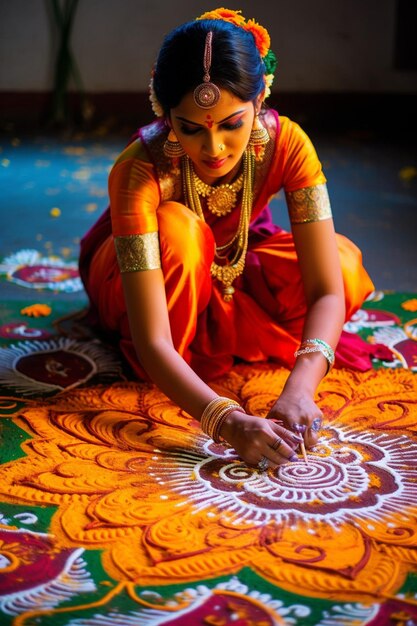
205, 115, 214, 129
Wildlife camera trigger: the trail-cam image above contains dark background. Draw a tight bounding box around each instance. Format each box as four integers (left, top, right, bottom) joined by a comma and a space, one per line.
1, 0, 416, 293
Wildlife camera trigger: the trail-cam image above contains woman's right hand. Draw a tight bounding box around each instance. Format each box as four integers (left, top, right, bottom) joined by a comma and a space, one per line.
219, 410, 300, 468
122, 271, 301, 470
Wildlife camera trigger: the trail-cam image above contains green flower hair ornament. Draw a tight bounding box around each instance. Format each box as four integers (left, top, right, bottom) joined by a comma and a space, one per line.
264, 49, 278, 76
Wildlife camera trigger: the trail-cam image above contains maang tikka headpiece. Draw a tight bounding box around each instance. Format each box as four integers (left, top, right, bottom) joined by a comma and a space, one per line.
193, 31, 221, 109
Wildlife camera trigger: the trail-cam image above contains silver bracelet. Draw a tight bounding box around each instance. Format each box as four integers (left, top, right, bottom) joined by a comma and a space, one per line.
294, 339, 335, 374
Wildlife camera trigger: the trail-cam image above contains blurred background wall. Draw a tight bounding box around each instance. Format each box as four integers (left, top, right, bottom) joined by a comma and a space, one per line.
0, 0, 416, 131
0, 0, 416, 291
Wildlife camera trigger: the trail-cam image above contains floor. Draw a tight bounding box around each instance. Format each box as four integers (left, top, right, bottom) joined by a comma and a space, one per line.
0, 122, 417, 626
0, 126, 416, 300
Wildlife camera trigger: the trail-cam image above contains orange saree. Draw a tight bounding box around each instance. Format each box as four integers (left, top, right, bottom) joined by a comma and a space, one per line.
79, 110, 389, 380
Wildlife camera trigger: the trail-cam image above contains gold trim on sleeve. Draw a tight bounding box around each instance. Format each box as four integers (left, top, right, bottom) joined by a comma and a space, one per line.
286, 183, 332, 224
114, 232, 161, 273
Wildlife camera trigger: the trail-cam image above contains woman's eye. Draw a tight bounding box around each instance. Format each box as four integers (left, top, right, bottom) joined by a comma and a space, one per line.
222, 120, 244, 131
180, 125, 201, 135
179, 119, 243, 135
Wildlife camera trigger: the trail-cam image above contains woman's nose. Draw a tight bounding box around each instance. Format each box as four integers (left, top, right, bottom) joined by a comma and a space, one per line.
203, 134, 224, 157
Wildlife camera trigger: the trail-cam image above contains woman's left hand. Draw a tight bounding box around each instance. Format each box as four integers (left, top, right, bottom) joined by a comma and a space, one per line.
266, 388, 323, 449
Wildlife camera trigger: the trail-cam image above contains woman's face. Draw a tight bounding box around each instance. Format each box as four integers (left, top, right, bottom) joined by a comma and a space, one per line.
170, 88, 257, 184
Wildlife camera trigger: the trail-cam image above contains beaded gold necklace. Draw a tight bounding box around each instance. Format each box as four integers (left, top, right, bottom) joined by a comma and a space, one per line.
182, 149, 255, 301
192, 170, 244, 216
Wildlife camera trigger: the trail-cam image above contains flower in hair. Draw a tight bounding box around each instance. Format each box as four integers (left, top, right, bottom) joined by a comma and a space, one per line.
149, 75, 164, 118
244, 19, 270, 58
196, 8, 276, 68
263, 49, 278, 76
264, 73, 274, 99
197, 8, 246, 28
196, 8, 277, 100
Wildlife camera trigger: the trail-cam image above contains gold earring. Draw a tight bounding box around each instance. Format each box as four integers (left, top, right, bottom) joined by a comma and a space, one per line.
249, 115, 269, 161
163, 129, 186, 158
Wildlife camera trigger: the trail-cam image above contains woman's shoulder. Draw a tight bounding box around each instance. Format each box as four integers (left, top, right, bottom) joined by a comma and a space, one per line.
109, 139, 156, 194
113, 138, 149, 169
109, 127, 159, 194
276, 114, 314, 146
261, 109, 309, 149
113, 118, 167, 168
110, 118, 181, 203
109, 119, 165, 188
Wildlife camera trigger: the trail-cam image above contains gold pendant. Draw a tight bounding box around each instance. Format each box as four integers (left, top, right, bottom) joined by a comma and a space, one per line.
192, 168, 243, 217
222, 285, 235, 302
210, 263, 243, 301
207, 187, 237, 216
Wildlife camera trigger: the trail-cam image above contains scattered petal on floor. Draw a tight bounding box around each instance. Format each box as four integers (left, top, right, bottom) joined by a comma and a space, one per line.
402, 298, 417, 312
399, 166, 417, 181
20, 304, 52, 317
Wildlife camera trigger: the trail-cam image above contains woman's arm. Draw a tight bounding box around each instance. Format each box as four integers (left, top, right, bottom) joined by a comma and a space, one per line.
289, 217, 345, 389
122, 269, 216, 417
267, 217, 346, 445
122, 268, 298, 466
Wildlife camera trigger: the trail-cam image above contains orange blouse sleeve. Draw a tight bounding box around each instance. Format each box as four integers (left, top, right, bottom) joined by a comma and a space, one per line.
276, 116, 327, 192
109, 139, 161, 237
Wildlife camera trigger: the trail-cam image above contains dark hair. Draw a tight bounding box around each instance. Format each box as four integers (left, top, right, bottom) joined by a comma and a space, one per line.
153, 19, 265, 113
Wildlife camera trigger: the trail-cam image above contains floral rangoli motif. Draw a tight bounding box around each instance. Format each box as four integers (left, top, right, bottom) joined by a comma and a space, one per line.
157, 424, 416, 527
0, 337, 124, 395
0, 249, 82, 292
0, 365, 417, 604
0, 527, 95, 616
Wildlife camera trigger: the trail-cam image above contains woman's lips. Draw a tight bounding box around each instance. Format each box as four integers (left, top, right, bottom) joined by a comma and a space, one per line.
203, 157, 228, 170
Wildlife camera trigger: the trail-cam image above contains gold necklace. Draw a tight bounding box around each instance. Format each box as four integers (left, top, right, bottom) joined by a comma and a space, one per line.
182, 150, 254, 301
192, 170, 244, 216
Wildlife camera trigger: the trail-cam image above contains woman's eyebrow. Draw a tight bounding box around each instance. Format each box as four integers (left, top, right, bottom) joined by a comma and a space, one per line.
175, 110, 246, 126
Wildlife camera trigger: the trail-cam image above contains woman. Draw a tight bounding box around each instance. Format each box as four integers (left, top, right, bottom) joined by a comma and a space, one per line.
79, 9, 386, 471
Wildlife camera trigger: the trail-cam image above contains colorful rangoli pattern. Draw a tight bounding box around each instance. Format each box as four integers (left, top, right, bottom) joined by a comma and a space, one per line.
0, 337, 124, 395
0, 527, 95, 616
0, 292, 417, 624
344, 292, 417, 371
1, 366, 417, 624
0, 249, 82, 292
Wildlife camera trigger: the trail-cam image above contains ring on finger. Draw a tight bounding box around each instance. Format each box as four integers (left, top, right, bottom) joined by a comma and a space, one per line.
311, 417, 322, 432
257, 456, 269, 472
271, 437, 283, 451
291, 422, 306, 434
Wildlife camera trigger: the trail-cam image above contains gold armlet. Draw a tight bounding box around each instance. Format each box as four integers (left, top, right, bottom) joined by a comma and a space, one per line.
114, 232, 161, 273
286, 183, 332, 224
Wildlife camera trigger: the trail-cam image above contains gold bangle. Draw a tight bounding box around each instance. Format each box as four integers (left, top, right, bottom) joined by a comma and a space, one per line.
201, 403, 239, 441
114, 231, 161, 273
201, 397, 243, 442
286, 184, 332, 224
201, 397, 239, 424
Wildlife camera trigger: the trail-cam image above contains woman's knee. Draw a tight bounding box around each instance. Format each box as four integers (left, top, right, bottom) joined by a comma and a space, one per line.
157, 201, 214, 267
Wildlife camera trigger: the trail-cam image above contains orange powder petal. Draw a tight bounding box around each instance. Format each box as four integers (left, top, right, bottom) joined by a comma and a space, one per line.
20, 304, 52, 318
